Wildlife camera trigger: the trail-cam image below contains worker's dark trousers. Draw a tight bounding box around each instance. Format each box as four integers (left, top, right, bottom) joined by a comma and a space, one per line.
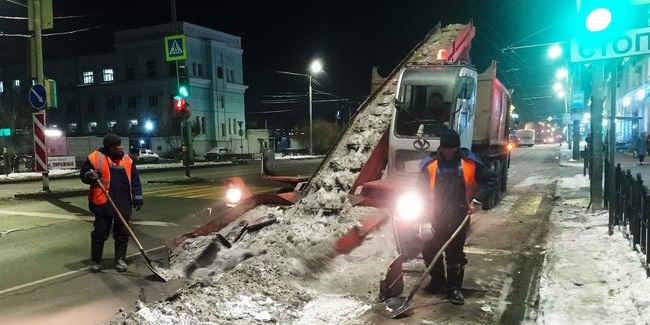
91, 214, 130, 263
422, 211, 469, 286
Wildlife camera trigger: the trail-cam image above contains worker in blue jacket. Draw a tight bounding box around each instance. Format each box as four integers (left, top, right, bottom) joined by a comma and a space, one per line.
418, 129, 497, 305
80, 133, 143, 273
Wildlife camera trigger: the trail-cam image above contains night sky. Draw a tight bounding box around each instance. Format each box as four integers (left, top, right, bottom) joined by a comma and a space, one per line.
0, 0, 577, 128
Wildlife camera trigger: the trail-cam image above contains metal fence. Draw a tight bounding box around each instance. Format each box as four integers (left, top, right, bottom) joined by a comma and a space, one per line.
603, 155, 650, 273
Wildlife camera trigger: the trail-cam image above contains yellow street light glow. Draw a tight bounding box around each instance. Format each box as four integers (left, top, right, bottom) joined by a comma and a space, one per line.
553, 83, 563, 92
557, 91, 566, 98
624, 96, 631, 107
556, 68, 568, 80
309, 60, 323, 75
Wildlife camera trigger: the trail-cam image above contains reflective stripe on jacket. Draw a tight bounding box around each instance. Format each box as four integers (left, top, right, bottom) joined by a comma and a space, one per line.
87, 150, 133, 205
426, 158, 477, 205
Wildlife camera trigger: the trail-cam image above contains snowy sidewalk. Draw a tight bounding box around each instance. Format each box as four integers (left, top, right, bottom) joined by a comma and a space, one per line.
532, 148, 650, 324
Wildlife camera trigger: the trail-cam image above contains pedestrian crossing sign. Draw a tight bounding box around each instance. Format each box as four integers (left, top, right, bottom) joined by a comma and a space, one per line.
164, 34, 187, 61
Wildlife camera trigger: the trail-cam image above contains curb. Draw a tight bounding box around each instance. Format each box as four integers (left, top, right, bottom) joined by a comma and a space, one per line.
14, 189, 88, 200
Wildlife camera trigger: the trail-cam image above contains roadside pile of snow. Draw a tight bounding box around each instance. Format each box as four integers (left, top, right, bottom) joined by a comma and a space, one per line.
535, 172, 650, 324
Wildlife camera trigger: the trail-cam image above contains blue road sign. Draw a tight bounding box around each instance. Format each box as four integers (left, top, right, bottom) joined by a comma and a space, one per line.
29, 83, 47, 110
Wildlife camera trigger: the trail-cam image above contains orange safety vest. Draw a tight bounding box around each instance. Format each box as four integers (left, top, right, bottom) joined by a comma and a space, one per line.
87, 150, 133, 205
427, 158, 477, 205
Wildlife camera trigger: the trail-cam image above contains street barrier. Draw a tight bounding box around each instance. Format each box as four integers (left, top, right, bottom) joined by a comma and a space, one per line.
608, 162, 650, 273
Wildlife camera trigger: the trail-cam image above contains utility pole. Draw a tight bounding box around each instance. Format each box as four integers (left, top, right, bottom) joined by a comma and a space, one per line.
29, 0, 52, 191
590, 61, 605, 210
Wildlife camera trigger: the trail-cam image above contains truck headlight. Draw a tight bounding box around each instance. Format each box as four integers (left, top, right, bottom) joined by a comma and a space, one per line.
225, 188, 243, 206
395, 191, 426, 220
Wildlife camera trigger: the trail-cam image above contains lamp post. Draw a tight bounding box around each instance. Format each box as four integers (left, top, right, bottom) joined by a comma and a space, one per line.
308, 59, 322, 155
548, 44, 572, 151
145, 120, 154, 148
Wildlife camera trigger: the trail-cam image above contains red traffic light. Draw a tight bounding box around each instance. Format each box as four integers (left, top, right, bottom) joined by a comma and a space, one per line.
174, 97, 187, 111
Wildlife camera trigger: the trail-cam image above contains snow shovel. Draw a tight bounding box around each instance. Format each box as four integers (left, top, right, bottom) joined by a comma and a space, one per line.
379, 212, 471, 318
95, 179, 168, 282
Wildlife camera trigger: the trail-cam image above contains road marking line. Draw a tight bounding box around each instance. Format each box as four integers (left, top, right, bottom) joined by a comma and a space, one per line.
519, 195, 543, 216
0, 210, 91, 221
0, 245, 166, 296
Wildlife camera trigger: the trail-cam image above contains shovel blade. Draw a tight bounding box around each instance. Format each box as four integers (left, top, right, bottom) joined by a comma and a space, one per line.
140, 249, 168, 282
379, 296, 412, 319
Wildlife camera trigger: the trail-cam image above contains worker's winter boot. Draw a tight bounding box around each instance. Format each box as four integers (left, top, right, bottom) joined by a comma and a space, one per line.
114, 240, 128, 273
424, 260, 446, 294
447, 264, 465, 305
90, 241, 104, 273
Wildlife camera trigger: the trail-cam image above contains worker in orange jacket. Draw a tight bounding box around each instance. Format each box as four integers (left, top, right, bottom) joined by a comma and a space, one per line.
80, 133, 143, 273
418, 129, 497, 305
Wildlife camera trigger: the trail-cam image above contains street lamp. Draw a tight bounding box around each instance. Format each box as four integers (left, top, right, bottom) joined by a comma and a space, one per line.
308, 59, 323, 155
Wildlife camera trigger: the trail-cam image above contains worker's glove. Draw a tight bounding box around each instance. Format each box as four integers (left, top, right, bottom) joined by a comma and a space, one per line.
470, 198, 482, 213
133, 200, 143, 211
84, 169, 99, 182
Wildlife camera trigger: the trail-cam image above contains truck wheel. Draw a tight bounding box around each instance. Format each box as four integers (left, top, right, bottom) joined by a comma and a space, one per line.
482, 162, 498, 210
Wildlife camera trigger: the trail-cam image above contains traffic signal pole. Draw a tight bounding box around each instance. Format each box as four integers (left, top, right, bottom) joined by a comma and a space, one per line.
590, 61, 604, 210
170, 0, 191, 177
32, 0, 49, 191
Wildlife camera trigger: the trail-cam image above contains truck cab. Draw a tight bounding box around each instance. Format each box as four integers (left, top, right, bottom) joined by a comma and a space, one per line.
388, 64, 477, 180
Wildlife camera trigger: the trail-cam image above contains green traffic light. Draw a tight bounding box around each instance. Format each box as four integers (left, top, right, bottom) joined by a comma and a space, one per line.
586, 7, 612, 32
179, 85, 189, 98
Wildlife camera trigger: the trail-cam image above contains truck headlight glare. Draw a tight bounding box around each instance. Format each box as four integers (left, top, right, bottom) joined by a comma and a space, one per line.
396, 191, 425, 220
225, 188, 243, 205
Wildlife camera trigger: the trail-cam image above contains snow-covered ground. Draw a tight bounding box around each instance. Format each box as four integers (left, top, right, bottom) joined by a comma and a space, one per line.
532, 156, 650, 324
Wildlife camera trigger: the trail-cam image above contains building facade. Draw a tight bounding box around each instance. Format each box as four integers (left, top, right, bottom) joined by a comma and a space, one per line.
0, 22, 247, 156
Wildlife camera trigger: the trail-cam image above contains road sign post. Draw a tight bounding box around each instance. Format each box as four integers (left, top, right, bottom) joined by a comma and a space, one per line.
32, 112, 48, 176
29, 83, 47, 110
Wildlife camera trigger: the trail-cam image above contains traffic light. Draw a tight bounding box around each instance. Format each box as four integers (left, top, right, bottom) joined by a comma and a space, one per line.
575, 0, 641, 44
178, 65, 190, 98
173, 96, 191, 119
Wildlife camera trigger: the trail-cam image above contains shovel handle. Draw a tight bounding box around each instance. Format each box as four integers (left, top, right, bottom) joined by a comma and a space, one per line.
95, 179, 146, 252
405, 212, 472, 301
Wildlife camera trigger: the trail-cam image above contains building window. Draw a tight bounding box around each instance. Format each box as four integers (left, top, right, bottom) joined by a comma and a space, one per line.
88, 122, 97, 133
221, 123, 226, 137
168, 63, 176, 77
195, 117, 202, 134
220, 95, 225, 108
197, 64, 203, 78
229, 70, 235, 83
103, 69, 114, 82
106, 98, 116, 111
228, 118, 232, 134
127, 96, 136, 109
201, 116, 206, 135
82, 71, 94, 84
107, 121, 117, 132
217, 67, 223, 79
129, 119, 138, 133
226, 69, 232, 82
126, 67, 135, 80
148, 95, 158, 108
67, 123, 78, 134
12, 79, 20, 92
192, 63, 197, 76
87, 100, 95, 112
0, 81, 4, 93
146, 60, 156, 78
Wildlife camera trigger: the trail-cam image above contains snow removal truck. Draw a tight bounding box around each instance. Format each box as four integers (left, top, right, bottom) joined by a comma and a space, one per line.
167, 20, 513, 300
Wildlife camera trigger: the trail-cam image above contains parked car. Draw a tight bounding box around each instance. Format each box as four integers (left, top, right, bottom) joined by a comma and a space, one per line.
205, 147, 231, 161
134, 148, 160, 163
